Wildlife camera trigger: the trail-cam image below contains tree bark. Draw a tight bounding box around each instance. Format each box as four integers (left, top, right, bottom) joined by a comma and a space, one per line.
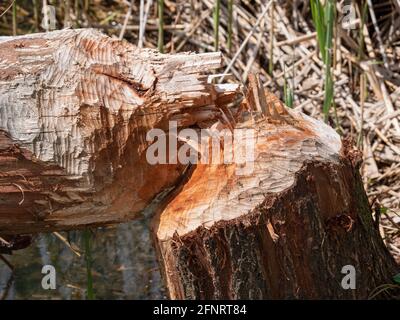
0, 29, 238, 234
151, 77, 399, 299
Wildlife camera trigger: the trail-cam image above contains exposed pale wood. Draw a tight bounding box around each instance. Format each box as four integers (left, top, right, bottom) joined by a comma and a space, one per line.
155, 104, 341, 241
152, 89, 399, 299
0, 28, 239, 235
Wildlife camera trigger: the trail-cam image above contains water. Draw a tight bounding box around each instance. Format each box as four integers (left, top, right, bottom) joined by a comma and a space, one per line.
0, 215, 166, 300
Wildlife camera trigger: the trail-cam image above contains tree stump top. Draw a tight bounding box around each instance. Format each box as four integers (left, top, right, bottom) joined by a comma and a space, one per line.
155, 100, 342, 241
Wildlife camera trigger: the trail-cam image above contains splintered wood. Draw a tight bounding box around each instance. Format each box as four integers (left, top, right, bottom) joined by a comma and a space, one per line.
155, 104, 342, 241
152, 76, 399, 300
0, 28, 239, 234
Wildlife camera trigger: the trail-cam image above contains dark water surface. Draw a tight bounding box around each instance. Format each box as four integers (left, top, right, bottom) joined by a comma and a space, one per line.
0, 215, 165, 299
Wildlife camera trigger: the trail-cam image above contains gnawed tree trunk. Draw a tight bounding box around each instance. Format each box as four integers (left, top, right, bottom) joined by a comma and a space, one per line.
0, 29, 239, 234
0, 30, 398, 299
152, 78, 399, 299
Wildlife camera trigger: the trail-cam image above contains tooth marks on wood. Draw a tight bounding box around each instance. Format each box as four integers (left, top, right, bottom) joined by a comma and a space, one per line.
0, 29, 239, 235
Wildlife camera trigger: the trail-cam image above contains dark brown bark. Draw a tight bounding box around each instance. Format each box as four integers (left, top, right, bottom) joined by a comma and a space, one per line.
151, 78, 400, 300
152, 150, 399, 299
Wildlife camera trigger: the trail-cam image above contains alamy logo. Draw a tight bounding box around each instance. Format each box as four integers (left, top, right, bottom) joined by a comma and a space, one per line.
341, 265, 356, 289
41, 265, 56, 290
341, 4, 357, 30
41, 4, 56, 31
146, 121, 255, 175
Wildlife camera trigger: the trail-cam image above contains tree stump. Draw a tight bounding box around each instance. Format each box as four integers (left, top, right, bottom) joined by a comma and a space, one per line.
152, 78, 399, 299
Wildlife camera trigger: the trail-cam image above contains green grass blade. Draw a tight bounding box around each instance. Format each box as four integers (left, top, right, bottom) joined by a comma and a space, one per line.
157, 0, 164, 53
322, 0, 335, 120
311, 0, 335, 122
323, 73, 333, 119
268, 0, 275, 75
310, 0, 326, 59
227, 0, 233, 52
394, 273, 400, 285
283, 66, 294, 108
324, 0, 334, 59
213, 0, 221, 51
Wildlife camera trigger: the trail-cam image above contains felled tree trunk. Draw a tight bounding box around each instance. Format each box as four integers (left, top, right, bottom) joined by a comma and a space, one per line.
0, 29, 238, 234
152, 78, 399, 299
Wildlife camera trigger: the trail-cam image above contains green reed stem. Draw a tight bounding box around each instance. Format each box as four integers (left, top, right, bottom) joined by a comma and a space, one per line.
311, 0, 335, 122
283, 66, 294, 108
227, 0, 233, 52
213, 0, 220, 51
310, 0, 326, 59
268, 0, 275, 75
322, 0, 334, 122
157, 0, 164, 53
